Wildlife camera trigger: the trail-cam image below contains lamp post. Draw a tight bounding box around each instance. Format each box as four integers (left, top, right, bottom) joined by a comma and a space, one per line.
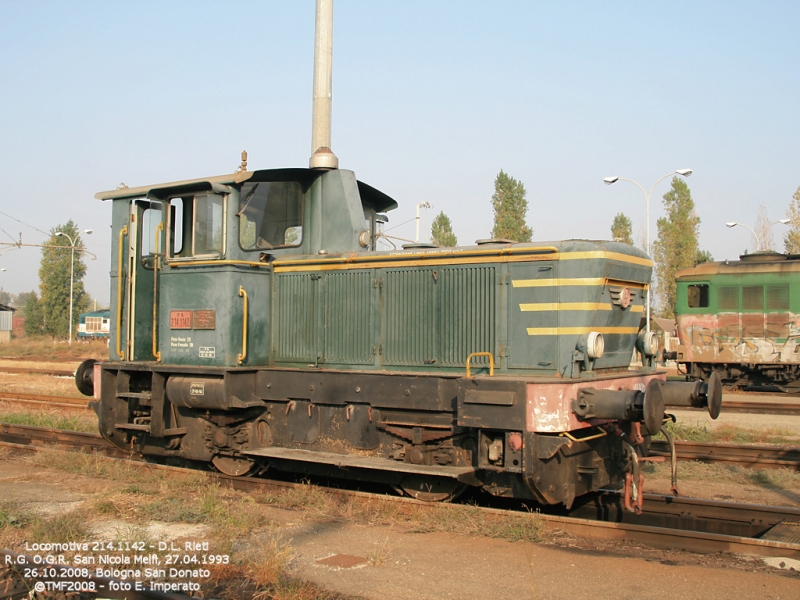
55, 229, 93, 345
725, 219, 789, 252
415, 202, 432, 243
603, 169, 692, 334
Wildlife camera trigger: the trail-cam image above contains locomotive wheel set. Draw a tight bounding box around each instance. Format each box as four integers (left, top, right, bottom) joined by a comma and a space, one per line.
673, 251, 800, 391
75, 166, 720, 512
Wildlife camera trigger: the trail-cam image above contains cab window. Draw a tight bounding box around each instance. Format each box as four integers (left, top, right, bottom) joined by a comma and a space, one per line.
168, 193, 225, 260
687, 284, 709, 308
238, 182, 303, 250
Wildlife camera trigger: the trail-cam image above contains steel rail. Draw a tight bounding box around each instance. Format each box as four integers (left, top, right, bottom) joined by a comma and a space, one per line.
0, 366, 76, 377
650, 439, 800, 471
0, 391, 92, 410
1, 423, 798, 560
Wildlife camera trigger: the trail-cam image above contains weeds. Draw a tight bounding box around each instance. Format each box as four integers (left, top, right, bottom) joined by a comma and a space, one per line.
0, 408, 97, 433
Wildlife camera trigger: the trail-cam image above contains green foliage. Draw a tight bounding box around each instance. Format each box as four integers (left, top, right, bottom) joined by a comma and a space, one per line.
23, 292, 43, 336
652, 178, 701, 319
38, 221, 90, 339
430, 211, 458, 247
0, 288, 11, 306
610, 212, 633, 244
491, 170, 532, 242
694, 249, 713, 265
785, 185, 800, 254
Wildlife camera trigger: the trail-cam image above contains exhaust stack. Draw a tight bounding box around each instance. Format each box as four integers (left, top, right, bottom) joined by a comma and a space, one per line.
309, 0, 339, 169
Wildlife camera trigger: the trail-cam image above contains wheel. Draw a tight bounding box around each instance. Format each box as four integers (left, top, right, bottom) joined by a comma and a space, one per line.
397, 475, 466, 502
212, 455, 255, 477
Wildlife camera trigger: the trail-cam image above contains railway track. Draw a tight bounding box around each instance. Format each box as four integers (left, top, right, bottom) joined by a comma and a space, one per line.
1, 423, 798, 560
650, 439, 800, 471
0, 391, 92, 410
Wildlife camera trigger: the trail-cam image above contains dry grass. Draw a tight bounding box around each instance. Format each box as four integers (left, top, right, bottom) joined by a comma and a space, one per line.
0, 405, 97, 432
643, 459, 800, 490
0, 372, 86, 398
657, 421, 800, 445
0, 337, 108, 362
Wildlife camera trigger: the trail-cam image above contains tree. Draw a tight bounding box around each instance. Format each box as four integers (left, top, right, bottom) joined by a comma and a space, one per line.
754, 203, 774, 251
652, 178, 701, 319
785, 186, 800, 254
491, 171, 532, 242
430, 211, 458, 247
610, 213, 633, 245
23, 292, 44, 336
38, 221, 90, 339
695, 249, 713, 265
0, 288, 10, 306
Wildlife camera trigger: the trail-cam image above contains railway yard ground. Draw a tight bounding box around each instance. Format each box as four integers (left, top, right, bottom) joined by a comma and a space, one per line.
1, 345, 800, 599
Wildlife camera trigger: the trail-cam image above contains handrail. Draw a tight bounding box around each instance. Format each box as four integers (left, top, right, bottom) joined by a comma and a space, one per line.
115, 225, 128, 360
152, 222, 164, 362
465, 352, 495, 377
238, 286, 248, 364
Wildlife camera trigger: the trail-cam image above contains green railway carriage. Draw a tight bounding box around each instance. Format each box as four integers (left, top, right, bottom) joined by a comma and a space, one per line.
674, 252, 800, 389
77, 165, 717, 510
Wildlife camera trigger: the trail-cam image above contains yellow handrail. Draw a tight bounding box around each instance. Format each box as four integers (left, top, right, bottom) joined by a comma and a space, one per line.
238, 286, 248, 364
152, 222, 164, 362
465, 352, 495, 377
115, 225, 128, 360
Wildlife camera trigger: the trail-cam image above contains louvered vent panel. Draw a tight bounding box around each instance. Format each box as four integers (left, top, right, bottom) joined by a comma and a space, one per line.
324, 272, 374, 364
384, 270, 436, 365
275, 273, 317, 361
439, 267, 496, 366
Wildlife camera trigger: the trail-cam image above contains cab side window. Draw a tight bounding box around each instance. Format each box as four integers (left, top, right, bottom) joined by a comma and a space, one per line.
168, 193, 225, 260
239, 182, 303, 250
687, 284, 709, 308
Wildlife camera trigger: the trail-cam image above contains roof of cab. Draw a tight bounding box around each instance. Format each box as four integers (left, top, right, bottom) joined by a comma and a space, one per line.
95, 168, 398, 213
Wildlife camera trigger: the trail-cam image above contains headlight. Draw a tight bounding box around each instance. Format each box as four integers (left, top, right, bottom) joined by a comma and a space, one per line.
636, 331, 659, 357
578, 331, 605, 359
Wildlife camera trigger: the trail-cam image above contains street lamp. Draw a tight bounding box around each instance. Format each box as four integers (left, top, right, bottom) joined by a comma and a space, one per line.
726, 219, 789, 252
603, 169, 692, 334
415, 202, 432, 243
55, 229, 93, 345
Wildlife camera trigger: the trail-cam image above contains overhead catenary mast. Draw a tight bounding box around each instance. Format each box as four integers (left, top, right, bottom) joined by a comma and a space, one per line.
309, 0, 339, 169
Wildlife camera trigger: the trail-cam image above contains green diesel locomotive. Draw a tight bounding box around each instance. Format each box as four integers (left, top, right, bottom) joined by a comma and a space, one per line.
75, 165, 719, 511
674, 251, 800, 389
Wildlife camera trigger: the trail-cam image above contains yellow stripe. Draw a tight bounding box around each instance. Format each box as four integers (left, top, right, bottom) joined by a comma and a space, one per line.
512, 278, 604, 287
526, 326, 640, 336
273, 252, 558, 272
274, 246, 559, 268
167, 259, 267, 268
560, 251, 653, 268
519, 303, 644, 312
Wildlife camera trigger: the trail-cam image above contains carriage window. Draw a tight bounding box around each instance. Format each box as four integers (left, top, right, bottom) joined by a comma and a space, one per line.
687, 284, 709, 308
743, 285, 764, 310
767, 285, 789, 310
718, 286, 739, 311
238, 182, 303, 250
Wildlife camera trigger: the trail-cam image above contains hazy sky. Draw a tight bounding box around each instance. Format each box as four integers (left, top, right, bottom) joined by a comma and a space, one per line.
1, 1, 798, 304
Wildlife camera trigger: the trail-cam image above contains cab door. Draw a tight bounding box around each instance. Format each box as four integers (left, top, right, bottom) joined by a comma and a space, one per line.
116, 199, 164, 361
